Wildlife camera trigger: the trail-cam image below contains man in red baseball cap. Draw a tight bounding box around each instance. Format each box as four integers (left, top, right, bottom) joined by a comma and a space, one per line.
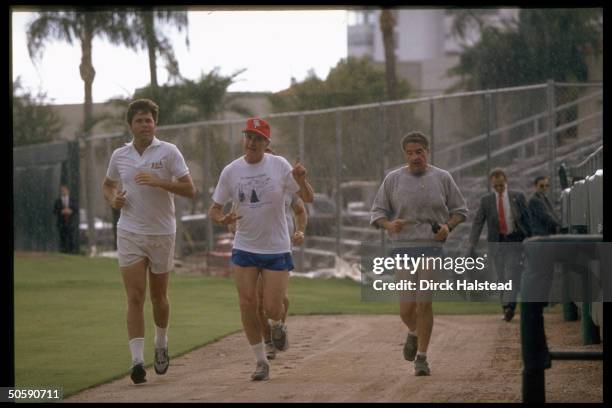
243, 117, 271, 139
209, 117, 313, 381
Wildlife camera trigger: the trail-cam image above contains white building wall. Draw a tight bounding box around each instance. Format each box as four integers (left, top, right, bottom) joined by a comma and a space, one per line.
395, 10, 445, 62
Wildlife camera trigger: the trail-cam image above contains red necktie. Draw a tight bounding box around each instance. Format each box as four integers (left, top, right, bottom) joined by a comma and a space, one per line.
498, 194, 508, 235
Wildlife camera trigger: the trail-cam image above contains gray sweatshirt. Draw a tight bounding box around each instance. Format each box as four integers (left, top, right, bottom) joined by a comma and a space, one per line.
370, 165, 468, 246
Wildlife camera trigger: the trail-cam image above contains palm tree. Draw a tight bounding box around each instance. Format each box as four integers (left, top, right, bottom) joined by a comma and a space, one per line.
447, 9, 503, 48
26, 10, 134, 250
379, 9, 397, 101
26, 10, 134, 135
125, 8, 189, 89
379, 8, 399, 164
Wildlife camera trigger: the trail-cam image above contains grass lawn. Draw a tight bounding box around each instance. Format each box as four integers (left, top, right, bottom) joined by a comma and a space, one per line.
14, 252, 528, 397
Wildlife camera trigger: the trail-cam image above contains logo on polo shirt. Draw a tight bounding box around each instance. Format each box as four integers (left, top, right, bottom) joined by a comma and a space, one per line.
150, 160, 164, 169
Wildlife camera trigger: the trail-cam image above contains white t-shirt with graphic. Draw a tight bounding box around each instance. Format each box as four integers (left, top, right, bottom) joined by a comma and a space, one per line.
106, 137, 190, 235
212, 153, 300, 254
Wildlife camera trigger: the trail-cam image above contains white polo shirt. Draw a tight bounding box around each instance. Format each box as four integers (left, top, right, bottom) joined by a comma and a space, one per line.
106, 137, 190, 235
212, 153, 300, 254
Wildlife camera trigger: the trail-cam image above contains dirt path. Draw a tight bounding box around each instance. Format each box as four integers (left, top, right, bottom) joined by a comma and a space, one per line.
66, 313, 602, 403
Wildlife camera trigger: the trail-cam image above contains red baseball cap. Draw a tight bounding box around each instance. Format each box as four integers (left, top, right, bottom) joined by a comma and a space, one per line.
243, 117, 271, 139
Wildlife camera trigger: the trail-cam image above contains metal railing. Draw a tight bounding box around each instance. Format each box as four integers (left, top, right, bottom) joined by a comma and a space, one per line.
572, 146, 603, 180
78, 80, 603, 269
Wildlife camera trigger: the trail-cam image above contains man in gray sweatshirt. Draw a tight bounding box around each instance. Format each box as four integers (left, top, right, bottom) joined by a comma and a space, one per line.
370, 131, 468, 376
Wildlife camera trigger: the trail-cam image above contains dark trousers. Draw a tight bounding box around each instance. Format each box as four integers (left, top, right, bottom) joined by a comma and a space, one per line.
58, 225, 77, 254
490, 232, 525, 311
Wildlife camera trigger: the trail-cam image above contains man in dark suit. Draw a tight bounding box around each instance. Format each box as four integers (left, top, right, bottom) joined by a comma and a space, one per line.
528, 176, 561, 236
467, 168, 532, 322
53, 184, 79, 254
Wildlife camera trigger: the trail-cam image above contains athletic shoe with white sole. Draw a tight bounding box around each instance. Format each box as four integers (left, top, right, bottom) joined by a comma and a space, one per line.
154, 347, 169, 375
414, 355, 431, 376
265, 341, 276, 360
403, 333, 418, 361
130, 363, 147, 384
270, 321, 289, 351
251, 360, 270, 381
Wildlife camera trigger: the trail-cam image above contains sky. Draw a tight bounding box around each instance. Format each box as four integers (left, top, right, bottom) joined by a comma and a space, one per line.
11, 8, 349, 105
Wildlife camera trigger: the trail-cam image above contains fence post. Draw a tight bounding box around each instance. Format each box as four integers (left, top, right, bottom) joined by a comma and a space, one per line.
203, 128, 214, 254
485, 92, 492, 193
298, 114, 305, 272
174, 137, 184, 259
84, 136, 97, 253
547, 79, 556, 199
229, 122, 236, 159
335, 111, 342, 257
534, 118, 539, 156
430, 98, 435, 166
104, 138, 114, 223
379, 104, 387, 255
174, 196, 184, 259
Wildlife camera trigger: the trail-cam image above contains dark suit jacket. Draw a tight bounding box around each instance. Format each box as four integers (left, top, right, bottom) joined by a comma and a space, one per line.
528, 192, 561, 236
53, 196, 79, 229
469, 190, 532, 246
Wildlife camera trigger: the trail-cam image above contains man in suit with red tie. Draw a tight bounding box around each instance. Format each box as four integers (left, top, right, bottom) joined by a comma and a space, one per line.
467, 168, 532, 321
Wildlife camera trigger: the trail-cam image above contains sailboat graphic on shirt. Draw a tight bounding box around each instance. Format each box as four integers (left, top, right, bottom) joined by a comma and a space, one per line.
250, 189, 260, 203
236, 175, 273, 208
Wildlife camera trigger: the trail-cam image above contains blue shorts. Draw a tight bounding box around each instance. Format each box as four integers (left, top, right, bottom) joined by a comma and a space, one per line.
231, 249, 294, 271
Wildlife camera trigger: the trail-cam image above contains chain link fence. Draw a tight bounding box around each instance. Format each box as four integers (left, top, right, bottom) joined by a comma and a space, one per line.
79, 80, 603, 275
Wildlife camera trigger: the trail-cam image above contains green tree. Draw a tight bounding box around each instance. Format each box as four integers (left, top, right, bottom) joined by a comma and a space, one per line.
448, 8, 603, 90
26, 10, 135, 246
448, 9, 602, 144
26, 10, 134, 136
269, 57, 415, 192
379, 9, 398, 101
114, 68, 252, 126
269, 57, 410, 112
447, 8, 501, 48
12, 77, 64, 147
125, 8, 189, 88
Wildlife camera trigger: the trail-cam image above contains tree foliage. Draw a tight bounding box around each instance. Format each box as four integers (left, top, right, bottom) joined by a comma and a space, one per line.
448, 8, 603, 90
12, 77, 65, 147
269, 57, 411, 112
268, 57, 415, 193
379, 9, 398, 101
108, 68, 251, 126
26, 10, 134, 135
123, 8, 189, 87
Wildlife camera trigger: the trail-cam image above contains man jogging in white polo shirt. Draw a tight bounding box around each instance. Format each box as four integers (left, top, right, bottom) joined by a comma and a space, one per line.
102, 98, 196, 384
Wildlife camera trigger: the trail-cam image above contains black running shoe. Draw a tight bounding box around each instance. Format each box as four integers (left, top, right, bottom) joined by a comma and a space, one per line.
130, 363, 147, 384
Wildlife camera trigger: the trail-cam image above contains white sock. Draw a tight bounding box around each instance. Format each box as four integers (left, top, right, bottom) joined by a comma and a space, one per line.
251, 342, 268, 363
154, 325, 168, 349
268, 319, 282, 328
129, 337, 145, 365
417, 351, 427, 358
408, 329, 417, 337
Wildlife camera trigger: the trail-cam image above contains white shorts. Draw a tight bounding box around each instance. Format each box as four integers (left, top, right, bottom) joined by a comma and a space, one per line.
117, 228, 175, 274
